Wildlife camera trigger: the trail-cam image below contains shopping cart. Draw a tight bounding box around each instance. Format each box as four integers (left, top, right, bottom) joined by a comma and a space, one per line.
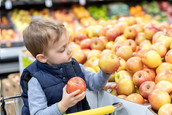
1, 78, 154, 115
66, 102, 123, 115
0, 80, 22, 115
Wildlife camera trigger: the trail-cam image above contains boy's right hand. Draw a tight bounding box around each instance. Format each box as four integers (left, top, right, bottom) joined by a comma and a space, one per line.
58, 85, 86, 113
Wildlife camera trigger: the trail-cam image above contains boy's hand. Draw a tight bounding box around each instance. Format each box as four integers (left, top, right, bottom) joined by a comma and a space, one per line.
58, 85, 86, 113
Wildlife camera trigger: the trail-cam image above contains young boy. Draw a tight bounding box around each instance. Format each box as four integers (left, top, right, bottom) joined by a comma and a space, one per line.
20, 18, 111, 115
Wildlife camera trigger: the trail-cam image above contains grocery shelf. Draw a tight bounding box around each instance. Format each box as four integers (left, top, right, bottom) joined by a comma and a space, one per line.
0, 62, 19, 74
0, 46, 25, 60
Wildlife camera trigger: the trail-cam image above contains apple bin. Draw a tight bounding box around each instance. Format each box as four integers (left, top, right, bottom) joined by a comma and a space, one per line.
85, 90, 156, 115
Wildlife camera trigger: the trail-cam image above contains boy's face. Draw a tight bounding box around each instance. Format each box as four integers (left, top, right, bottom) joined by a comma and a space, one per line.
45, 32, 72, 65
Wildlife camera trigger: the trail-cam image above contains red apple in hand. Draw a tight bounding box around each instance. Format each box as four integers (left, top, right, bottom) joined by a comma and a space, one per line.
133, 70, 152, 87
139, 81, 155, 99
66, 77, 86, 95
99, 53, 120, 74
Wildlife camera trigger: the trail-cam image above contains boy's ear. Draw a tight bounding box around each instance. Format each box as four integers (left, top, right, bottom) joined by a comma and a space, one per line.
36, 54, 47, 63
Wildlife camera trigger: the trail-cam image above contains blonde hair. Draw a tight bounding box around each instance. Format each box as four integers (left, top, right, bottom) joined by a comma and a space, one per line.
23, 18, 66, 57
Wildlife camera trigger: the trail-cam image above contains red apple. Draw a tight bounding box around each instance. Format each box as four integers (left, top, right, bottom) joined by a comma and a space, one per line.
135, 32, 146, 45
75, 33, 87, 44
148, 89, 171, 111
133, 70, 152, 87
143, 68, 156, 81
150, 43, 167, 57
124, 26, 137, 39
114, 70, 132, 83
168, 29, 172, 37
137, 41, 151, 52
66, 77, 86, 95
117, 95, 127, 99
139, 81, 156, 99
72, 49, 87, 64
118, 57, 126, 71
82, 49, 91, 57
105, 41, 114, 50
90, 37, 105, 51
165, 49, 172, 64
131, 24, 144, 33
116, 45, 133, 61
155, 81, 172, 94
155, 70, 172, 84
155, 35, 172, 49
99, 36, 108, 46
152, 31, 166, 44
126, 93, 145, 104
117, 21, 128, 34
156, 62, 172, 74
158, 104, 172, 115
117, 78, 135, 95
115, 35, 127, 43
85, 67, 96, 73
144, 23, 159, 40
80, 38, 91, 49
87, 50, 101, 60
158, 22, 170, 31
100, 26, 109, 36
142, 50, 162, 68
101, 49, 113, 57
126, 56, 143, 74
99, 53, 120, 74
123, 39, 137, 52
106, 28, 120, 41
126, 16, 136, 26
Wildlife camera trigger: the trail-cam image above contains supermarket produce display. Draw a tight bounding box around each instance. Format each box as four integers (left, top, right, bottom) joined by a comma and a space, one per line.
1, 0, 172, 115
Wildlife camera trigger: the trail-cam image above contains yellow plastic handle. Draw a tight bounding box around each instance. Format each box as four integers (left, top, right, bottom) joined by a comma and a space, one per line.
66, 105, 115, 115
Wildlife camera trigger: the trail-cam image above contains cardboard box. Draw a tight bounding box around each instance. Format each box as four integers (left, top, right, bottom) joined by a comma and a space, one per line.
8, 73, 21, 95
2, 79, 13, 97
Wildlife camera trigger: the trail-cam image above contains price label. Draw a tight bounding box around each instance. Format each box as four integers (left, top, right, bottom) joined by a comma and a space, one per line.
79, 0, 86, 5
5, 0, 12, 10
45, 0, 52, 8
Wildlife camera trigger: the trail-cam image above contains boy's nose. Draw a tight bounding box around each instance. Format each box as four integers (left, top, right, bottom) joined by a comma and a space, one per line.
67, 47, 72, 55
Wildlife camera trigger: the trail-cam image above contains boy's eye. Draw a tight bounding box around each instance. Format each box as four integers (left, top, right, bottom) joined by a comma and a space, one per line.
59, 48, 65, 53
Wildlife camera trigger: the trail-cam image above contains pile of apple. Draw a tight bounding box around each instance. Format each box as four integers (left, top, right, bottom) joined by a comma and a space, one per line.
1, 29, 19, 43
71, 5, 97, 26
70, 16, 172, 114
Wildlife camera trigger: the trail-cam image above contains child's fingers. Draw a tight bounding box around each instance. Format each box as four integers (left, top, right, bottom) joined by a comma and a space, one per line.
70, 89, 80, 96
74, 91, 86, 101
63, 85, 67, 93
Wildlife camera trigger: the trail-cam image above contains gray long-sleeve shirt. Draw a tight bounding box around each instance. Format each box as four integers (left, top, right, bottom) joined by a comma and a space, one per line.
28, 64, 110, 115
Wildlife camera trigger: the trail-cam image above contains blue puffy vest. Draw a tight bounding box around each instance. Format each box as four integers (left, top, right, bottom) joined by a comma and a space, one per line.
20, 58, 90, 115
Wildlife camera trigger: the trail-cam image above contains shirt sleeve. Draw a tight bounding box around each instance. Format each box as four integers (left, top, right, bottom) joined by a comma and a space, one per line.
28, 77, 63, 115
79, 64, 111, 91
